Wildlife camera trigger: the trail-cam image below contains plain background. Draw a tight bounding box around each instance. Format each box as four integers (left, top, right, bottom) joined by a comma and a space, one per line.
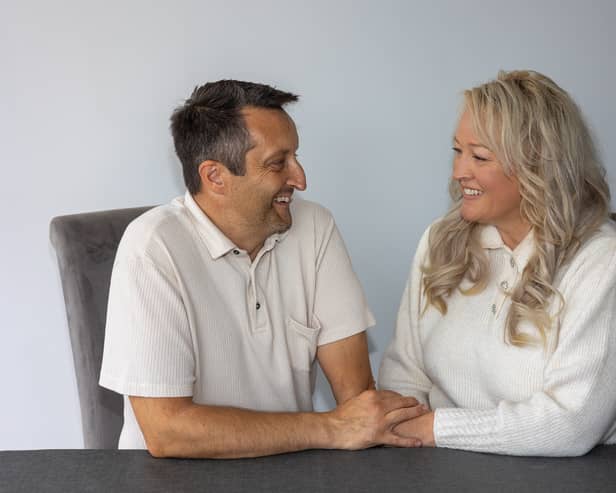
1, 0, 615, 449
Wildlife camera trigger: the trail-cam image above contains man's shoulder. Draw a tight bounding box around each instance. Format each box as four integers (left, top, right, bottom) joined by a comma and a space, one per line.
118, 197, 190, 260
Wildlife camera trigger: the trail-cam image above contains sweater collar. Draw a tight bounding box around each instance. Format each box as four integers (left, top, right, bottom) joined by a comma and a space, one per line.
476, 224, 535, 269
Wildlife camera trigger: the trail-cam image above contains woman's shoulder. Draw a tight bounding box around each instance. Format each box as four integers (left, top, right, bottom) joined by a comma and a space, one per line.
577, 219, 616, 258
559, 219, 616, 285
414, 217, 442, 258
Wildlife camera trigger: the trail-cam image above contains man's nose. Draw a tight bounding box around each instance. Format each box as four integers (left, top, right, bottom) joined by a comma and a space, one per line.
288, 160, 307, 191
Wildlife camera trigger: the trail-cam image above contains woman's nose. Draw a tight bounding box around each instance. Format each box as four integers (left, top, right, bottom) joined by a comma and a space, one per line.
452, 154, 473, 181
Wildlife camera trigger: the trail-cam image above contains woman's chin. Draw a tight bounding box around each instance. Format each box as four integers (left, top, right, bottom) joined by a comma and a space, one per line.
460, 209, 478, 223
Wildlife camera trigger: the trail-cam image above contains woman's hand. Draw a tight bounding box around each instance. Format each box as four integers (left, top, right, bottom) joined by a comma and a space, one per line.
392, 410, 436, 447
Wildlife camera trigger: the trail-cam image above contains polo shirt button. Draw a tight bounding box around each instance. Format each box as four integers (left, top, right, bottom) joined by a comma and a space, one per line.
491, 303, 496, 314
233, 249, 240, 255
509, 257, 515, 268
256, 302, 261, 310
500, 280, 509, 290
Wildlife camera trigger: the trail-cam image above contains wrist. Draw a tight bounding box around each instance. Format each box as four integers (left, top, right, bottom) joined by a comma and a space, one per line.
307, 411, 340, 450
422, 411, 436, 447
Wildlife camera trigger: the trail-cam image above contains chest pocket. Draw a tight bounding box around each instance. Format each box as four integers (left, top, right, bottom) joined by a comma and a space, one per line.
286, 317, 320, 372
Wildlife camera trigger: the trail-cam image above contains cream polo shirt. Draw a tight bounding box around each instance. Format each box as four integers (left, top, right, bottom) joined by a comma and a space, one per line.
100, 192, 375, 449
379, 220, 616, 456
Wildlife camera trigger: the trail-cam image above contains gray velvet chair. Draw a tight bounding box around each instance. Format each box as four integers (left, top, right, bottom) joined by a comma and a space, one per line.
50, 206, 153, 449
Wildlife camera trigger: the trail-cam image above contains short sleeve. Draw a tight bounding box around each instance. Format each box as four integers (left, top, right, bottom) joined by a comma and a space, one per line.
99, 252, 195, 397
312, 215, 375, 346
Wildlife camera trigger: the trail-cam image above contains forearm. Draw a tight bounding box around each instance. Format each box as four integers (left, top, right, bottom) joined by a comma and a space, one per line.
138, 400, 334, 459
433, 398, 607, 457
392, 402, 601, 455
132, 390, 426, 459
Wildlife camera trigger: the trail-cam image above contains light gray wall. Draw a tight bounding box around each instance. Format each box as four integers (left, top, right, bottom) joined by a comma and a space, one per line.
1, 0, 614, 449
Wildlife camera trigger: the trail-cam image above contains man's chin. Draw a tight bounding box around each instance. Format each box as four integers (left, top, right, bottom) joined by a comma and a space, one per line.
272, 218, 292, 234
270, 211, 292, 234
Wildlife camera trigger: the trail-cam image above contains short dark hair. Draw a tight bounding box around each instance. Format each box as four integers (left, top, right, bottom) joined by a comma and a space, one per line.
170, 80, 299, 194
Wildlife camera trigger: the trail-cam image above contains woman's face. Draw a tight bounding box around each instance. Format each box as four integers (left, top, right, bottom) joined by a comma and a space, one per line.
452, 110, 526, 240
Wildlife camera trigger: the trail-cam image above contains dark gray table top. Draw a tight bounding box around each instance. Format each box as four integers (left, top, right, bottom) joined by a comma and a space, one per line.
1, 446, 615, 493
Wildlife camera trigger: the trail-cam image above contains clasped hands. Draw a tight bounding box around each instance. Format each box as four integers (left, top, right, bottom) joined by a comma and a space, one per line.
328, 389, 435, 450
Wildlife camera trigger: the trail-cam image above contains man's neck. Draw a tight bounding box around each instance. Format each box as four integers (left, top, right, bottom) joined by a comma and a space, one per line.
192, 192, 265, 260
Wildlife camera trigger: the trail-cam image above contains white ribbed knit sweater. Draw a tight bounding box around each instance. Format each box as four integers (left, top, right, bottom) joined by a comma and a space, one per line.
378, 220, 616, 456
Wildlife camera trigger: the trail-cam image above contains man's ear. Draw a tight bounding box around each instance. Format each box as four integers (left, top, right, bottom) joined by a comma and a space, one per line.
198, 160, 226, 194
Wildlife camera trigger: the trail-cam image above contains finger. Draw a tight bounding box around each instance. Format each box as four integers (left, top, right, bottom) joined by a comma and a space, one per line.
375, 390, 403, 398
376, 390, 419, 405
381, 432, 422, 448
380, 395, 420, 413
411, 404, 431, 417
384, 405, 427, 428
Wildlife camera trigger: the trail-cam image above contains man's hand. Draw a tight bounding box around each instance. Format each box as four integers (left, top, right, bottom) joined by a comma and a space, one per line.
326, 390, 430, 449
391, 410, 436, 447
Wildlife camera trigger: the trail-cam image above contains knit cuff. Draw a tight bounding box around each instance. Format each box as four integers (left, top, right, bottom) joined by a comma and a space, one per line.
434, 407, 502, 450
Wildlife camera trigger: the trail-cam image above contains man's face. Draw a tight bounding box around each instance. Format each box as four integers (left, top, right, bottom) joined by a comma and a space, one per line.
227, 106, 306, 239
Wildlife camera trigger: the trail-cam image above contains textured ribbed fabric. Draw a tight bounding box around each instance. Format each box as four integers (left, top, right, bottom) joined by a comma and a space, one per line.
379, 220, 616, 456
100, 192, 375, 449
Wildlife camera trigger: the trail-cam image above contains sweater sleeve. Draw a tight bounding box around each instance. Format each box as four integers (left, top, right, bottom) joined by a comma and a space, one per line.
434, 235, 616, 456
378, 226, 433, 405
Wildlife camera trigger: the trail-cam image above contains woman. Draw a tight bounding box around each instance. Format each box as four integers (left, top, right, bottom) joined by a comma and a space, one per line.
378, 70, 616, 456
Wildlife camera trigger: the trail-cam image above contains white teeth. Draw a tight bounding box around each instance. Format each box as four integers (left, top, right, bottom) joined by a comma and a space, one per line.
463, 188, 483, 196
274, 196, 290, 203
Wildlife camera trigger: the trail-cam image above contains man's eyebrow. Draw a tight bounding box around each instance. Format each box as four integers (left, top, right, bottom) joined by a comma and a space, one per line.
264, 149, 293, 161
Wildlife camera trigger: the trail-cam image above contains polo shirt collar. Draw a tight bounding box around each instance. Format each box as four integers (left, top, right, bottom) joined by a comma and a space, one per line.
476, 224, 535, 268
183, 191, 290, 260
183, 191, 237, 259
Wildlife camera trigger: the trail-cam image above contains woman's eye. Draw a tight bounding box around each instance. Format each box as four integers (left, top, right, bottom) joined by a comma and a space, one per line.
473, 154, 488, 162
452, 147, 461, 154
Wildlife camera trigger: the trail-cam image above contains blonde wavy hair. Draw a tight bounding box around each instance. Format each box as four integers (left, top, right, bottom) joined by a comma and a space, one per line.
423, 70, 610, 346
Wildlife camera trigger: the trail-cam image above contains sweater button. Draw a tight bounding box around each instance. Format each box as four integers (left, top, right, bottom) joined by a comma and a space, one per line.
256, 302, 261, 310
491, 303, 496, 314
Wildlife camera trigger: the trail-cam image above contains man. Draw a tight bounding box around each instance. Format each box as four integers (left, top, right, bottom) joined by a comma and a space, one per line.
99, 80, 425, 458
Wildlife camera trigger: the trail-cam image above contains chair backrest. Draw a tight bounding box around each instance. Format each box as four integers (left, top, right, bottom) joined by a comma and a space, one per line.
50, 206, 153, 448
